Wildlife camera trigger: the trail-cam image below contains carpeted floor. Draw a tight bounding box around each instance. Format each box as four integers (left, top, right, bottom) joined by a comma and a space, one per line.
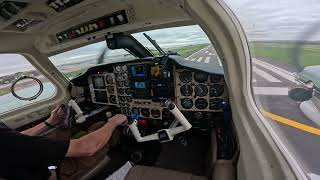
155, 131, 210, 176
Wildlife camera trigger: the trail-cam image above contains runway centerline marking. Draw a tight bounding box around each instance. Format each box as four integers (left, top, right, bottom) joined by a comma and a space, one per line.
253, 87, 288, 95
263, 111, 320, 136
196, 57, 203, 62
204, 57, 210, 63
253, 68, 281, 82
253, 58, 295, 82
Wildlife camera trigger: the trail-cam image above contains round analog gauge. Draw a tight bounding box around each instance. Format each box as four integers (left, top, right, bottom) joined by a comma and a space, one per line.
151, 109, 161, 118
115, 65, 121, 72
141, 108, 150, 117
126, 108, 132, 116
210, 75, 221, 83
194, 72, 208, 83
120, 107, 126, 114
132, 107, 140, 115
119, 96, 126, 102
109, 95, 117, 104
162, 109, 174, 120
125, 88, 131, 95
194, 112, 204, 120
195, 84, 208, 97
181, 98, 193, 109
126, 96, 132, 102
122, 73, 128, 79
124, 80, 130, 87
116, 74, 123, 81
209, 98, 222, 110
180, 84, 193, 96
117, 81, 124, 87
118, 88, 125, 95
179, 71, 192, 83
107, 86, 115, 94
195, 98, 208, 109
209, 84, 224, 97
121, 65, 127, 72
106, 75, 114, 84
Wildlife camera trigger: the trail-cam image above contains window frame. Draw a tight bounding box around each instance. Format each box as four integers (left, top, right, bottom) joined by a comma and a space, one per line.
0, 53, 70, 128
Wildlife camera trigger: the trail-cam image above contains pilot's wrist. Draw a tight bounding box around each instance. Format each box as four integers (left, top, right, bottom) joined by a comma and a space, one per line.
108, 120, 118, 128
46, 118, 58, 126
44, 121, 56, 129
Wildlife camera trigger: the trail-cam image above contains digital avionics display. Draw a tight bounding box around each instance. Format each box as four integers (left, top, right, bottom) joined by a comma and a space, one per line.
134, 82, 146, 89
131, 65, 146, 77
132, 81, 150, 99
93, 76, 105, 88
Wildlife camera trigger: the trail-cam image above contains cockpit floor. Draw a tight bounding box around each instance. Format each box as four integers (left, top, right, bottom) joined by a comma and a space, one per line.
155, 130, 210, 176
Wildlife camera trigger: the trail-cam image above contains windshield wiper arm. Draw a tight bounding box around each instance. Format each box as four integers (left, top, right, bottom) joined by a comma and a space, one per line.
143, 33, 166, 55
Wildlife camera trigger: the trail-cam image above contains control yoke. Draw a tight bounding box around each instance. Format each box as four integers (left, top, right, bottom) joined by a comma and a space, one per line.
129, 100, 192, 143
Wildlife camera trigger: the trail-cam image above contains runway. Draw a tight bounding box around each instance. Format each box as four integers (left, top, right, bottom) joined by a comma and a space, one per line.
186, 45, 320, 175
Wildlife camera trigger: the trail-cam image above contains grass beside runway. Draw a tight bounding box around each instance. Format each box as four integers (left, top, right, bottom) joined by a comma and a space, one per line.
251, 42, 320, 67
0, 89, 9, 96
172, 44, 209, 58
150, 44, 209, 58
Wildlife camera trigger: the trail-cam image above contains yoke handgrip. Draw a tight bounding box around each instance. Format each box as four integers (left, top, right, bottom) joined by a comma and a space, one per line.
129, 100, 192, 143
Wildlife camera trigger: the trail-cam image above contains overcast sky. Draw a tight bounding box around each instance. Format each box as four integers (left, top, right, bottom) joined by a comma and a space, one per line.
3, 0, 320, 75
224, 0, 320, 41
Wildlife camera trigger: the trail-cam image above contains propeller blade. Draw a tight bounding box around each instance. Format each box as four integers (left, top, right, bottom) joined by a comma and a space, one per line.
97, 48, 108, 64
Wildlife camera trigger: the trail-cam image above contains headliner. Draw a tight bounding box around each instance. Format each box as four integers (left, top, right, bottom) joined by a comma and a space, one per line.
0, 0, 194, 55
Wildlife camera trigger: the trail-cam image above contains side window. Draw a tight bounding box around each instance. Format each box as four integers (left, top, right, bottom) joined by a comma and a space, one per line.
225, 0, 320, 174
0, 54, 56, 114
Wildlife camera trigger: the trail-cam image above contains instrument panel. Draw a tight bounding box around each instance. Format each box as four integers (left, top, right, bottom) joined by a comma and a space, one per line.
89, 61, 175, 120
176, 70, 227, 111
88, 60, 228, 125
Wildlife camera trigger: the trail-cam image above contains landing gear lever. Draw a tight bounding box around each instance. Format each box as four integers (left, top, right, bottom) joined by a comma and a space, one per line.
129, 100, 192, 143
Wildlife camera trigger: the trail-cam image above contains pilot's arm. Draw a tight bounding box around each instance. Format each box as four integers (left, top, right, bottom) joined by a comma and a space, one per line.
0, 113, 126, 179
21, 105, 127, 157
21, 105, 66, 136
66, 114, 127, 157
20, 104, 127, 157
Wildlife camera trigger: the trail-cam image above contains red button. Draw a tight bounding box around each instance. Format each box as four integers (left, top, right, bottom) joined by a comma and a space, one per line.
138, 119, 147, 126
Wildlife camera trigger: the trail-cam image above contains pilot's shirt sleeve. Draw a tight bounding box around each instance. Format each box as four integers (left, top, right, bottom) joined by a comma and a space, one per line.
0, 122, 70, 179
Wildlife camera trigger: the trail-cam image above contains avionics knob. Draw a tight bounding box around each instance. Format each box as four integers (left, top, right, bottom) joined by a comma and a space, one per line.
106, 111, 112, 118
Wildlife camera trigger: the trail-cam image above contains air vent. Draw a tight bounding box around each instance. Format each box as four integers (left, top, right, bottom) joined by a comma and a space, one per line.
47, 0, 84, 12
0, 1, 28, 20
13, 19, 42, 31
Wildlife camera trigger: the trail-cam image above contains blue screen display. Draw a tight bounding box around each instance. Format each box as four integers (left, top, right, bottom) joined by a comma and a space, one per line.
131, 65, 145, 77
135, 82, 146, 89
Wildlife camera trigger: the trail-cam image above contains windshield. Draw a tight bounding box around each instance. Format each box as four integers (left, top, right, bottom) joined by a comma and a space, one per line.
133, 25, 210, 57
49, 43, 134, 79
225, 0, 320, 177
49, 25, 218, 79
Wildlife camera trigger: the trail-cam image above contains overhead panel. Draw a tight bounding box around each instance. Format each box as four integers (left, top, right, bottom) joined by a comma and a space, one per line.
56, 10, 129, 43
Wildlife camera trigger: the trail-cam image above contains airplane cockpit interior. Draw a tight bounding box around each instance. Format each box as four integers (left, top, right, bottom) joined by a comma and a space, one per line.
0, 0, 302, 180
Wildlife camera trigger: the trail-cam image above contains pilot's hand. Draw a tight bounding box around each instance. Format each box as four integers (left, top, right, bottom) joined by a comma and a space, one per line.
109, 114, 128, 126
47, 105, 65, 126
